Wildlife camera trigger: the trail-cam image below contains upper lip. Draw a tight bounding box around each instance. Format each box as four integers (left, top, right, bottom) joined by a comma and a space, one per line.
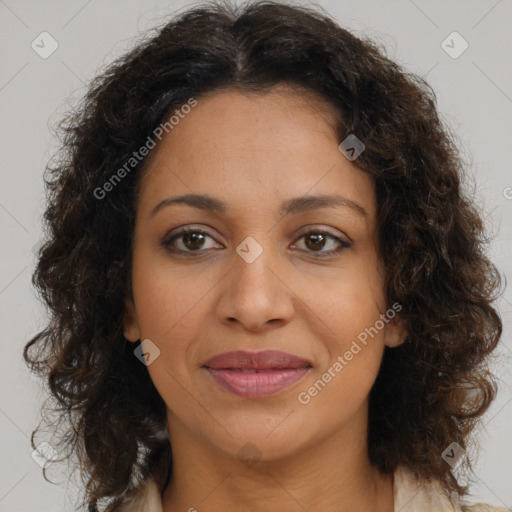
203, 350, 312, 370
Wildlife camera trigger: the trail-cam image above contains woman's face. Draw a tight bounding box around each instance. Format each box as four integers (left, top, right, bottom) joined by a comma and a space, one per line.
123, 86, 406, 463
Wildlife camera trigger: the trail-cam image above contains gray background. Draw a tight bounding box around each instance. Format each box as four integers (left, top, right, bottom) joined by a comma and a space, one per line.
1, 0, 511, 510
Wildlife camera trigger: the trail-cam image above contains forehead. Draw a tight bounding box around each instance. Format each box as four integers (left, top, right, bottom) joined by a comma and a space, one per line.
136, 86, 375, 220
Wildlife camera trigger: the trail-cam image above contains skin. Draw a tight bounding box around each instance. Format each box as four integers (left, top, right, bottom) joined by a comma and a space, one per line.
123, 84, 408, 512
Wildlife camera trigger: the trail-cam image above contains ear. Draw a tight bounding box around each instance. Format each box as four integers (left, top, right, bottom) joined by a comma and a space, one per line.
123, 297, 141, 343
383, 315, 408, 348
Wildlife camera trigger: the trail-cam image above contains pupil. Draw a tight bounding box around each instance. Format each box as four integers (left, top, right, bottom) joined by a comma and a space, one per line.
306, 233, 325, 251
185, 232, 204, 250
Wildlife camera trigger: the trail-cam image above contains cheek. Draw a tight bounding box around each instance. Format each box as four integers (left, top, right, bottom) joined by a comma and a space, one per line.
132, 270, 207, 411
130, 250, 212, 397
303, 265, 387, 394
301, 286, 386, 414
296, 347, 381, 438
304, 262, 385, 341
131, 248, 208, 339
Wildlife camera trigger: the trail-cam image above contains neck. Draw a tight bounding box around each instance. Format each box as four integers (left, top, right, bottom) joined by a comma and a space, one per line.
161, 404, 394, 512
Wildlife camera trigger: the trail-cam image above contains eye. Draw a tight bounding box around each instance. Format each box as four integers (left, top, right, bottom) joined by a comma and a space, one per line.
162, 227, 222, 254
291, 229, 351, 257
161, 226, 351, 257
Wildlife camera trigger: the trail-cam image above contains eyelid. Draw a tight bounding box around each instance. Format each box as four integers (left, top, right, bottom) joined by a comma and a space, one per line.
295, 224, 351, 242
165, 223, 218, 239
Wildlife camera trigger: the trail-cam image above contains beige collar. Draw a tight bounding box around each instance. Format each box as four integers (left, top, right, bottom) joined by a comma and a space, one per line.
392, 465, 462, 511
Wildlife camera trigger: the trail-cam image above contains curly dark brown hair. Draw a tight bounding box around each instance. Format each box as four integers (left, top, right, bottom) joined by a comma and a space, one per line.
23, 0, 504, 510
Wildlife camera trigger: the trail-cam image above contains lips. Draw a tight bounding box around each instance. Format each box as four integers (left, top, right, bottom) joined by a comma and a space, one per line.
203, 349, 312, 370
202, 350, 312, 399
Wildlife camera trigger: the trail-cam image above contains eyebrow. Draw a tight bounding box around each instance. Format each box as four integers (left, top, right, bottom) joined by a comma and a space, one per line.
150, 193, 368, 218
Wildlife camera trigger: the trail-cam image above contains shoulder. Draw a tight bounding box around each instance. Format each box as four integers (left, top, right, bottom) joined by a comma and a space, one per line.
393, 465, 510, 512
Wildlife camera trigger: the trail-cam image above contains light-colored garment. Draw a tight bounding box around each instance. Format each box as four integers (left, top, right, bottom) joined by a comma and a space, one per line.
119, 464, 510, 511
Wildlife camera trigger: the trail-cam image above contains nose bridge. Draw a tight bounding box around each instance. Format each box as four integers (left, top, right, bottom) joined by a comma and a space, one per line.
232, 233, 279, 299
216, 231, 294, 330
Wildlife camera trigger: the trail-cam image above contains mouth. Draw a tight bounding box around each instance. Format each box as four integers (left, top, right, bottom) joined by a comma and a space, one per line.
202, 350, 312, 398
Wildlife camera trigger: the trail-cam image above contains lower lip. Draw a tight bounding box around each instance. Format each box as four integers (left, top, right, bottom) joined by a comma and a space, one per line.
204, 367, 311, 398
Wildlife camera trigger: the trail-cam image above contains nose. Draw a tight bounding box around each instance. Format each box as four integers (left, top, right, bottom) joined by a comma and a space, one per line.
214, 240, 295, 333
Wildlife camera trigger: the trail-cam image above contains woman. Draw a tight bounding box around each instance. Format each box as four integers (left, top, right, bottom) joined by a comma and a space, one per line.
24, 1, 508, 511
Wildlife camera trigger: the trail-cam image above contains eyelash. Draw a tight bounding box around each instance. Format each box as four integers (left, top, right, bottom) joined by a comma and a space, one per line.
161, 227, 351, 258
